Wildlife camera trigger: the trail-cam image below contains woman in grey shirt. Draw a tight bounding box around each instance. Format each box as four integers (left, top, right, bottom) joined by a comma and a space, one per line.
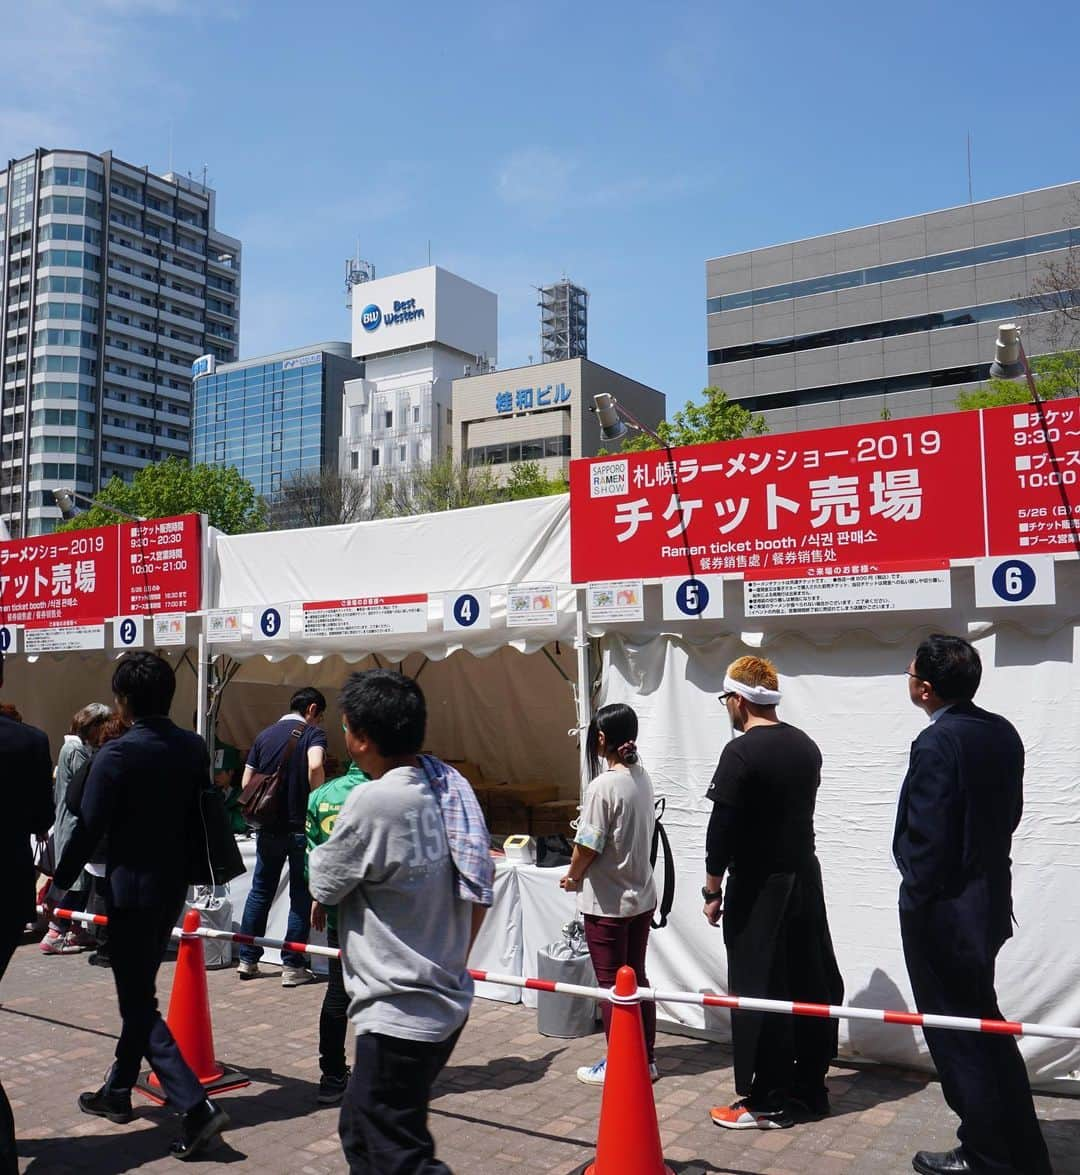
561, 703, 657, 1086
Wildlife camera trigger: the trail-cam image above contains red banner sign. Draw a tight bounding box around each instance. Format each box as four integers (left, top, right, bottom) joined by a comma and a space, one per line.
0, 514, 202, 628
569, 399, 1080, 583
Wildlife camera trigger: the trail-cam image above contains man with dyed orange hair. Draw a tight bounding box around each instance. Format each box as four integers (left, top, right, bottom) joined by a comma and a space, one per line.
703, 654, 843, 1131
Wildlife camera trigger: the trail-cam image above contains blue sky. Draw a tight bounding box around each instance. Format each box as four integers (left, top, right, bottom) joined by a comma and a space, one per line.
5, 0, 1080, 415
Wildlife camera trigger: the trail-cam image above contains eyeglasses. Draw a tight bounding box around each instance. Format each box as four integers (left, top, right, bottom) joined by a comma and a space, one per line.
905, 670, 933, 687
718, 692, 737, 703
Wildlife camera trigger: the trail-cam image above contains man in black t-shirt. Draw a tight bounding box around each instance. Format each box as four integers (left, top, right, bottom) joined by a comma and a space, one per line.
703, 655, 843, 1132
236, 687, 328, 986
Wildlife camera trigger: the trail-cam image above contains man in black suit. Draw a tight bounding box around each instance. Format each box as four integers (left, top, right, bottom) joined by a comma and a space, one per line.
55, 652, 229, 1161
0, 652, 54, 1175
894, 634, 1051, 1175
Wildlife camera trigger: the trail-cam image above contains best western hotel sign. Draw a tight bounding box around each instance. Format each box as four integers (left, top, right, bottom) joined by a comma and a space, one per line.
360, 298, 426, 332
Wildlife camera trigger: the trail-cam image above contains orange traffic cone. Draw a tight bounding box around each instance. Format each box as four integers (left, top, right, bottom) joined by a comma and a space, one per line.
135, 908, 249, 1103
581, 965, 675, 1175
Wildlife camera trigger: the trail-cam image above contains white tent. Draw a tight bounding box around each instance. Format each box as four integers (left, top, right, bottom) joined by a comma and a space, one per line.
591, 566, 1080, 1086
208, 495, 583, 796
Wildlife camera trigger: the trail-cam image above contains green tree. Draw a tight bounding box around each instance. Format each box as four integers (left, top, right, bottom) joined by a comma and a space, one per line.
375, 454, 502, 517
617, 386, 767, 452
502, 461, 569, 501
58, 458, 267, 534
955, 351, 1080, 410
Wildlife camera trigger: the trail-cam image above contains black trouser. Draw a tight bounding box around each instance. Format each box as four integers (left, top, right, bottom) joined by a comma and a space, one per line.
725, 864, 842, 1106
901, 906, 1051, 1175
105, 902, 205, 1113
339, 1027, 463, 1175
0, 921, 21, 1175
320, 929, 350, 1078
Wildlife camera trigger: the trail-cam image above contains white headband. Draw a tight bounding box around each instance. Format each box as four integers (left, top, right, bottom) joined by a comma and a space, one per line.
723, 674, 782, 706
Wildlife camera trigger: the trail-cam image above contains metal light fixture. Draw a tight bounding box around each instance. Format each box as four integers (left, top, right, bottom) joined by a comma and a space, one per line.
989, 323, 1026, 381
52, 487, 147, 522
592, 393, 628, 443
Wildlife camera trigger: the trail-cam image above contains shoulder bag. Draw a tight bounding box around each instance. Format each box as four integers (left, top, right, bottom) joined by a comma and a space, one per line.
237, 725, 304, 826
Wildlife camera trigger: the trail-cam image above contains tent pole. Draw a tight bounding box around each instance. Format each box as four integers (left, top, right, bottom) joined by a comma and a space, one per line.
574, 590, 591, 805
196, 626, 208, 741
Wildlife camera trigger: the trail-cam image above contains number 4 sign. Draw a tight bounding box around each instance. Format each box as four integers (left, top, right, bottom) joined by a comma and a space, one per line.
442, 590, 491, 632
974, 556, 1056, 608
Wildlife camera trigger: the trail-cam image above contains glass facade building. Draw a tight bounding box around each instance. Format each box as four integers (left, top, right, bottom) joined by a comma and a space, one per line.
193, 343, 363, 502
705, 181, 1080, 434
0, 147, 241, 535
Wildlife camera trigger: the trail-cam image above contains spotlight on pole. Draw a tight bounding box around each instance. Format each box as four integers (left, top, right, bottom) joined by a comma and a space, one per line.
592, 393, 628, 443
989, 323, 1027, 381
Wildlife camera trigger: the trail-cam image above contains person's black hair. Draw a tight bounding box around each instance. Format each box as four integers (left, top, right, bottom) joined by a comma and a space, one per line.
289, 686, 327, 716
913, 633, 982, 702
586, 702, 639, 779
111, 651, 176, 718
339, 669, 426, 756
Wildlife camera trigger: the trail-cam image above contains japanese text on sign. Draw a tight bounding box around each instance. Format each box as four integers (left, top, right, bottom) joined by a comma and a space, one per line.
302, 595, 429, 639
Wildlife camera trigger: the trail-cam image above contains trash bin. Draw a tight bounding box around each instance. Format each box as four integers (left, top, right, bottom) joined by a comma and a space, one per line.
536, 921, 599, 1038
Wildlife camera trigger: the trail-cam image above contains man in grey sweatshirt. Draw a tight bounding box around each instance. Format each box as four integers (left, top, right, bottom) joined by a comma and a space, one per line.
309, 669, 488, 1175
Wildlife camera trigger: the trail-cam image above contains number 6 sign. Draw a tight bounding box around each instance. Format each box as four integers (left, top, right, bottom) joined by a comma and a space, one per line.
974, 556, 1056, 608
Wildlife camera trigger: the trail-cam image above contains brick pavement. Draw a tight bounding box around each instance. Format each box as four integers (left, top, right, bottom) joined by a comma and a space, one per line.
1, 933, 1078, 1174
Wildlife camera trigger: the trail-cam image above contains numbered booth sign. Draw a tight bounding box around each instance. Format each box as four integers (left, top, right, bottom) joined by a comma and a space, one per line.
112, 616, 145, 649
253, 604, 292, 642
442, 590, 491, 632
0, 625, 17, 655
661, 575, 725, 620
974, 556, 1056, 608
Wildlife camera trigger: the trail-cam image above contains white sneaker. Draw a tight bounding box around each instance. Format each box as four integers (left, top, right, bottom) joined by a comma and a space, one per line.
281, 966, 316, 987
237, 961, 259, 980
576, 1058, 606, 1085
649, 1062, 659, 1083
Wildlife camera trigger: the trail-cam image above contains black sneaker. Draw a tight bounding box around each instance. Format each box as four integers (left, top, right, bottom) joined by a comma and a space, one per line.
78, 1085, 134, 1124
317, 1068, 351, 1106
169, 1099, 230, 1161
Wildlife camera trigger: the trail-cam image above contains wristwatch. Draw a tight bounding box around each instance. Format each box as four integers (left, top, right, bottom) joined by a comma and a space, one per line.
701, 886, 723, 902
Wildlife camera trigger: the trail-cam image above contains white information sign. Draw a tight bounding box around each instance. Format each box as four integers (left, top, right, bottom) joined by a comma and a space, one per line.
661, 575, 725, 620
586, 580, 645, 624
112, 616, 145, 649
302, 595, 429, 639
974, 556, 1056, 608
207, 609, 243, 643
153, 614, 188, 646
442, 590, 491, 632
744, 570, 952, 618
505, 583, 559, 628
0, 625, 18, 655
24, 623, 106, 653
253, 604, 292, 641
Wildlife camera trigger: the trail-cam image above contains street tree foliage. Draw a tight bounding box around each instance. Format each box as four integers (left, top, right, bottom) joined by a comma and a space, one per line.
374, 453, 502, 516
1029, 194, 1080, 354
502, 461, 569, 500
269, 467, 373, 530
57, 458, 267, 534
617, 386, 767, 452
955, 351, 1080, 411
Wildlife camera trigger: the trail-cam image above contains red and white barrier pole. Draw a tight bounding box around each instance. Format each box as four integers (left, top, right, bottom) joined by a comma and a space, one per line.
42, 908, 1080, 1043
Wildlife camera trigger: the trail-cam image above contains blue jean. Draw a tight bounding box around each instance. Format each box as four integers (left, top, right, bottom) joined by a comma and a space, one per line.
238, 829, 311, 968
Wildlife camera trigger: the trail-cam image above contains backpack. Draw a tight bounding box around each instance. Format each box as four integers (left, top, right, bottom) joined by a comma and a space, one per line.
650, 796, 675, 930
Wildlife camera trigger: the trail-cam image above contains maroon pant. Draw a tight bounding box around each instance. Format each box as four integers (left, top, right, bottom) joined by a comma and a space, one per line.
583, 909, 656, 1062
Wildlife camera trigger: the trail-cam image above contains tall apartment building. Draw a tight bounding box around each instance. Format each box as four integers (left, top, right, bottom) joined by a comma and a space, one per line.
0, 148, 240, 536
705, 181, 1080, 433
192, 342, 364, 501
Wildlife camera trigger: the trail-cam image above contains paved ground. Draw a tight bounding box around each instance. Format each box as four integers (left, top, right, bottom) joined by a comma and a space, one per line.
1, 933, 1078, 1174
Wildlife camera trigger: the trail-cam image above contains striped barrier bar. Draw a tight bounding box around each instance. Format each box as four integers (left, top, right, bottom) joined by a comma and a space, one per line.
43, 909, 1080, 1042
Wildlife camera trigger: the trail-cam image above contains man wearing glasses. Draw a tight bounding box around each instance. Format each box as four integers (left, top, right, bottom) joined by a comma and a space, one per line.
236, 687, 327, 987
895, 635, 1050, 1175
703, 655, 843, 1132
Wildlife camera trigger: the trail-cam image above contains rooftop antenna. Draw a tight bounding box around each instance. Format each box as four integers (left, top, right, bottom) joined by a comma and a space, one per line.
967, 132, 974, 204
345, 242, 375, 309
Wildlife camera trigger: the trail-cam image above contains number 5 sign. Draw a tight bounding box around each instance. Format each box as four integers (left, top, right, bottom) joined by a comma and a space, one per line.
974, 556, 1056, 608
662, 575, 725, 620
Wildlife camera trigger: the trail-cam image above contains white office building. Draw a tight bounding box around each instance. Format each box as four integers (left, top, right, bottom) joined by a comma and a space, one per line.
340, 266, 496, 489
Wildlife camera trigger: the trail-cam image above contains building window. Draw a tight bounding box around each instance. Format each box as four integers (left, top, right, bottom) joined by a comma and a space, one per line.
271, 432, 282, 453
351, 451, 359, 471
399, 445, 406, 462
413, 405, 420, 424
371, 448, 380, 467
384, 410, 393, 429
214, 441, 225, 461
270, 471, 281, 492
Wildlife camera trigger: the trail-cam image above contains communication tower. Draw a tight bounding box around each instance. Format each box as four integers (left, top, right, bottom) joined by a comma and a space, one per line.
538, 278, 588, 362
